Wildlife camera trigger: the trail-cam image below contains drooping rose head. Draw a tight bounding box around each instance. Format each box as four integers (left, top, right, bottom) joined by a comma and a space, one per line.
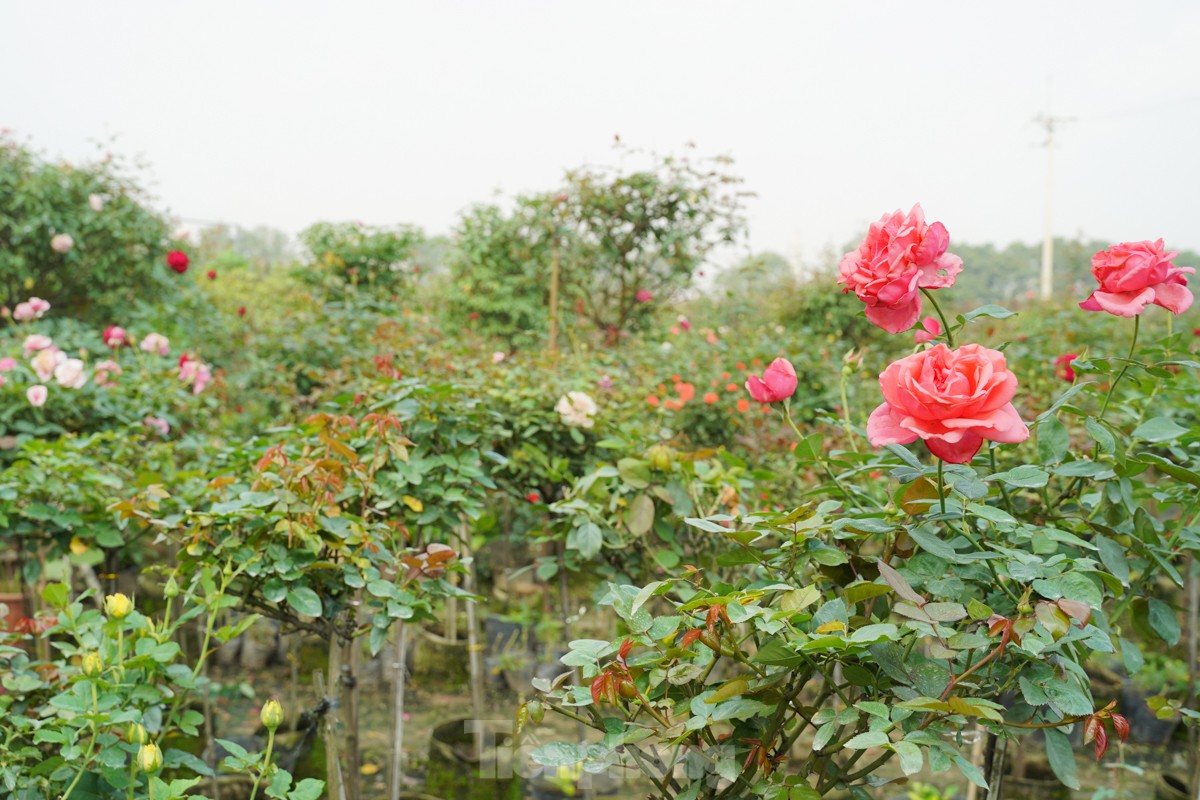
26, 385, 48, 407
744, 357, 797, 404
1054, 353, 1078, 383
867, 343, 1030, 463
102, 325, 129, 349
1079, 239, 1193, 317
837, 204, 963, 333
140, 333, 170, 356
166, 250, 190, 274
50, 233, 74, 254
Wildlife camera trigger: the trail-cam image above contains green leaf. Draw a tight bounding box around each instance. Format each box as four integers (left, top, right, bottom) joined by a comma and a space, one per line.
906, 527, 960, 560
567, 522, 603, 559
843, 730, 890, 749
531, 742, 588, 767
286, 587, 323, 618
1037, 416, 1070, 465
1132, 417, 1188, 443
1094, 536, 1130, 585
1085, 417, 1116, 454
987, 465, 1049, 489
892, 741, 923, 775
1043, 728, 1080, 790
960, 304, 1016, 321
290, 779, 326, 800
626, 494, 655, 536
40, 582, 69, 610
1148, 598, 1181, 645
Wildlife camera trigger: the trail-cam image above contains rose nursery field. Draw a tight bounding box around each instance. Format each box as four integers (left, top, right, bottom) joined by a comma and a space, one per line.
1, 133, 1199, 800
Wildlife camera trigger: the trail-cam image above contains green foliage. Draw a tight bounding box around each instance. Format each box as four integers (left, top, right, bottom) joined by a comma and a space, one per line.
0, 134, 174, 321
298, 221, 424, 293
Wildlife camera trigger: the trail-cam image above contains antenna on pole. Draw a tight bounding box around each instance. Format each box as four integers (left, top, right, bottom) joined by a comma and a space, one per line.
1033, 113, 1075, 300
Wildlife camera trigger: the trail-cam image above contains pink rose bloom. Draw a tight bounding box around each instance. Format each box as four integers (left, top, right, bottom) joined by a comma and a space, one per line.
143, 416, 170, 437
54, 357, 87, 389
677, 315, 692, 331
191, 363, 212, 395
745, 357, 798, 404
140, 333, 170, 356
103, 325, 129, 348
179, 356, 212, 394
23, 334, 54, 355
13, 297, 50, 321
94, 359, 122, 388
50, 234, 74, 253
868, 343, 1030, 464
0, 357, 16, 372
913, 316, 942, 344
1054, 353, 1078, 383
31, 348, 63, 382
492, 351, 506, 363
26, 385, 48, 407
1079, 239, 1194, 317
89, 194, 105, 212
838, 204, 963, 333
635, 289, 653, 303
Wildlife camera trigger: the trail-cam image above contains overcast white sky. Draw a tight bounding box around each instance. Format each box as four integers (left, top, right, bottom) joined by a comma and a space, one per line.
4, 1, 1199, 267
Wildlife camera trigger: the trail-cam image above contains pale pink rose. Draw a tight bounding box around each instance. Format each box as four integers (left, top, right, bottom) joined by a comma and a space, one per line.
0, 357, 16, 372
867, 343, 1030, 464
745, 358, 798, 404
191, 363, 212, 395
30, 348, 64, 382
838, 204, 963, 334
555, 391, 597, 428
23, 334, 54, 355
54, 358, 87, 389
179, 355, 212, 394
492, 351, 506, 363
94, 359, 122, 388
26, 385, 47, 407
89, 194, 105, 212
913, 316, 943, 344
140, 333, 170, 356
143, 416, 170, 437
1079, 239, 1194, 317
13, 297, 50, 321
50, 234, 74, 254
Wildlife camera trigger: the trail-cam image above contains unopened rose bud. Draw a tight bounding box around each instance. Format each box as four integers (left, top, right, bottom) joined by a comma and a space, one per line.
163, 576, 179, 599
127, 723, 148, 745
647, 444, 674, 471
104, 593, 133, 620
136, 742, 162, 773
260, 699, 283, 731
81, 652, 103, 678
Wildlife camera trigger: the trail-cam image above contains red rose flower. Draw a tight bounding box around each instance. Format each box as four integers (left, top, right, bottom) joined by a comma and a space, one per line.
1054, 353, 1078, 383
237, 306, 247, 317
526, 492, 540, 503
166, 250, 190, 273
207, 270, 217, 280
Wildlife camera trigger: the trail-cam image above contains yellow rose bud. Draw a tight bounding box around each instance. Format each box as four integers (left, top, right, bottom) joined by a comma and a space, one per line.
260, 699, 284, 731
104, 593, 133, 620
127, 723, 148, 745
136, 742, 163, 773
81, 652, 103, 678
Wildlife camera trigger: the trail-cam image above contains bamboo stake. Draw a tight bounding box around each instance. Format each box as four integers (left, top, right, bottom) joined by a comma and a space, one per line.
344, 637, 361, 800
547, 237, 561, 354
462, 537, 486, 761
388, 623, 410, 800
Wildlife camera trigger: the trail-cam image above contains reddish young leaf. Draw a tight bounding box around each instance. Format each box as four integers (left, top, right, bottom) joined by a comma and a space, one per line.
681, 628, 704, 649
590, 673, 610, 705
1083, 715, 1101, 744
1092, 723, 1109, 761
1111, 713, 1130, 742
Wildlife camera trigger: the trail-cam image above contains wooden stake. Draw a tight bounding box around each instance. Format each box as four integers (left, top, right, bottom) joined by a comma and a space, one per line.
388, 623, 409, 800
462, 534, 486, 760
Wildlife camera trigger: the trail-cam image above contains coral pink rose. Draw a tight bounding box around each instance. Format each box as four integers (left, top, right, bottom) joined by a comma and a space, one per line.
13, 297, 51, 321
838, 204, 963, 334
913, 316, 942, 344
1079, 239, 1193, 317
635, 289, 653, 303
0, 357, 16, 372
745, 358, 798, 404
867, 343, 1030, 464
1054, 353, 1078, 383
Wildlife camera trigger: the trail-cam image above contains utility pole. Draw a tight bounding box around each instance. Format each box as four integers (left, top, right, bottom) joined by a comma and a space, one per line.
1034, 113, 1074, 300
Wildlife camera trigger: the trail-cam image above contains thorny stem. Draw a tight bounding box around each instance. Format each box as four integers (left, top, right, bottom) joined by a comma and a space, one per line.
920, 288, 955, 348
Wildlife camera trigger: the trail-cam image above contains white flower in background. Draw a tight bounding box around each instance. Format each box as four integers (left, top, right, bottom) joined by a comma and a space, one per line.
23, 334, 53, 355
13, 297, 50, 321
660, 341, 673, 352
50, 234, 74, 253
31, 348, 64, 382
555, 391, 597, 428
492, 351, 506, 363
140, 333, 170, 356
26, 385, 47, 407
89, 194, 105, 212
54, 358, 87, 389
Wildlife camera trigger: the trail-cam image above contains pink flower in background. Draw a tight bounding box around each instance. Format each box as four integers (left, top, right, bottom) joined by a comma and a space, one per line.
555, 391, 598, 428
143, 416, 170, 437
1080, 239, 1194, 317
492, 351, 506, 363
837, 204, 963, 333
1054, 353, 1078, 383
54, 358, 87, 389
13, 297, 50, 321
867, 344, 1030, 464
677, 315, 692, 331
50, 234, 74, 253
23, 334, 54, 355
31, 348, 63, 382
0, 357, 16, 372
913, 317, 942, 344
179, 354, 213, 394
89, 194, 105, 212
745, 358, 798, 404
191, 364, 212, 394
140, 333, 170, 356
597, 374, 614, 392
94, 359, 122, 388
26, 385, 47, 407
635, 289, 653, 303
103, 325, 130, 348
